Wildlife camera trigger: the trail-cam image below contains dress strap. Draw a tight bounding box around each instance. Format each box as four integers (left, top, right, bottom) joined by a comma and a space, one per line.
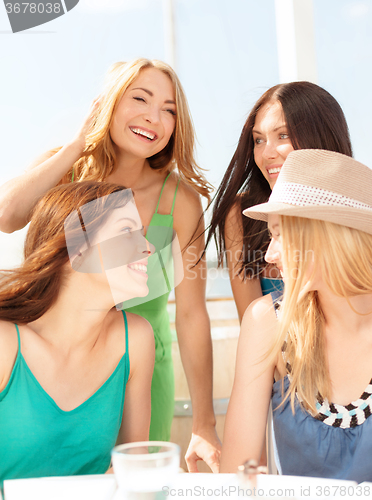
154, 172, 172, 214
270, 292, 282, 318
121, 310, 129, 355
170, 179, 180, 216
14, 324, 21, 352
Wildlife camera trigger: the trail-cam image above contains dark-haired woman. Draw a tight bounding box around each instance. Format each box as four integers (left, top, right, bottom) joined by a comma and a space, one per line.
206, 82, 352, 322
0, 181, 155, 483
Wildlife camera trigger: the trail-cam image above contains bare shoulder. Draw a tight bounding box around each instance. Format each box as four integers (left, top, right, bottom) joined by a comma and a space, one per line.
125, 312, 153, 340
173, 180, 204, 243
224, 200, 243, 249
0, 320, 20, 391
0, 320, 19, 352
107, 309, 153, 341
173, 177, 202, 219
243, 294, 278, 326
233, 294, 280, 379
105, 309, 154, 362
226, 199, 243, 226
241, 294, 279, 344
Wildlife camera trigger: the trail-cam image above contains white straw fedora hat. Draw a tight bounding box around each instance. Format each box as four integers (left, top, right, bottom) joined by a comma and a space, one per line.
243, 149, 372, 235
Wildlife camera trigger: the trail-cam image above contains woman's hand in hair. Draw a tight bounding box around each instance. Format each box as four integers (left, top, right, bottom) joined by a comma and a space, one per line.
0, 98, 101, 234
71, 97, 101, 154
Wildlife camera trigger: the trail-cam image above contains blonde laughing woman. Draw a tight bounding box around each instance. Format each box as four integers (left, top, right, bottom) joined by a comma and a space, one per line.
0, 58, 220, 471
221, 149, 372, 482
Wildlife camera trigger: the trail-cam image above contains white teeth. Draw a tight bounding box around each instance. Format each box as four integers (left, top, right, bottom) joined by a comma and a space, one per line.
268, 167, 281, 174
130, 127, 155, 140
129, 263, 147, 273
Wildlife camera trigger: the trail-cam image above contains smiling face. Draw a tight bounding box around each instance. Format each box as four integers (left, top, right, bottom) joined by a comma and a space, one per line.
89, 200, 152, 304
252, 100, 294, 190
109, 67, 177, 162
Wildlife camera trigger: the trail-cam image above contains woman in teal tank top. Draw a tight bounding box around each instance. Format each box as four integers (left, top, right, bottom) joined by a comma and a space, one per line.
0, 59, 221, 472
0, 182, 154, 484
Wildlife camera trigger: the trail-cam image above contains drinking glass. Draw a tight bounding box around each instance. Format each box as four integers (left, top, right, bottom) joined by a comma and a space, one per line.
111, 441, 180, 500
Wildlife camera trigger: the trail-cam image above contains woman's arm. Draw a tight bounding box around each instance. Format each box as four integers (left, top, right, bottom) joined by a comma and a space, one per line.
116, 313, 155, 444
173, 185, 221, 473
0, 146, 82, 233
0, 101, 99, 233
224, 203, 263, 322
220, 295, 278, 472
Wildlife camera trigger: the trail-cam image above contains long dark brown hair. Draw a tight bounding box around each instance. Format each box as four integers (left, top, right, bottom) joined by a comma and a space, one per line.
205, 81, 353, 278
0, 181, 131, 324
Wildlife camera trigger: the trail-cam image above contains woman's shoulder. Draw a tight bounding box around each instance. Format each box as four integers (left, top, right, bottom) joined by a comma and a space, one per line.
125, 311, 153, 336
0, 321, 20, 392
0, 320, 19, 349
235, 295, 280, 382
107, 309, 153, 347
112, 311, 155, 370
176, 183, 202, 215
152, 170, 200, 217
226, 198, 243, 226
241, 294, 279, 342
224, 199, 244, 249
168, 171, 202, 209
166, 172, 203, 230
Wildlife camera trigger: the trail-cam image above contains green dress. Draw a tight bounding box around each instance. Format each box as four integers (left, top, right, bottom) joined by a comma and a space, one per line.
122, 173, 179, 441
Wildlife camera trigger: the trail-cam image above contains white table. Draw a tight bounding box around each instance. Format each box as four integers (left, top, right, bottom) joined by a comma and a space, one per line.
3, 472, 371, 500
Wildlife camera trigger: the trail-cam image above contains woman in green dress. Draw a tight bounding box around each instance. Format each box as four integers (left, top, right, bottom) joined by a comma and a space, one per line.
0, 58, 220, 472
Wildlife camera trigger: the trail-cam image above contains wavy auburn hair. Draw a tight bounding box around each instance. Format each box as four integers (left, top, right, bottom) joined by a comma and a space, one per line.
63, 58, 212, 200
273, 216, 372, 413
206, 81, 352, 277
0, 181, 131, 324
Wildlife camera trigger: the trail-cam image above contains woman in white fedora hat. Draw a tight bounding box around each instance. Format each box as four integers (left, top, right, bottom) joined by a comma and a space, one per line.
221, 149, 372, 482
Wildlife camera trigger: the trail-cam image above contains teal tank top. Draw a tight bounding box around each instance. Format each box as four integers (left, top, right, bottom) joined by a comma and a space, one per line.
0, 311, 130, 484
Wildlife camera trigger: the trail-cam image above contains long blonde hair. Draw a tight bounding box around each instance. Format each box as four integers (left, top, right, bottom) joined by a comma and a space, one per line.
68, 58, 212, 200
275, 216, 372, 413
